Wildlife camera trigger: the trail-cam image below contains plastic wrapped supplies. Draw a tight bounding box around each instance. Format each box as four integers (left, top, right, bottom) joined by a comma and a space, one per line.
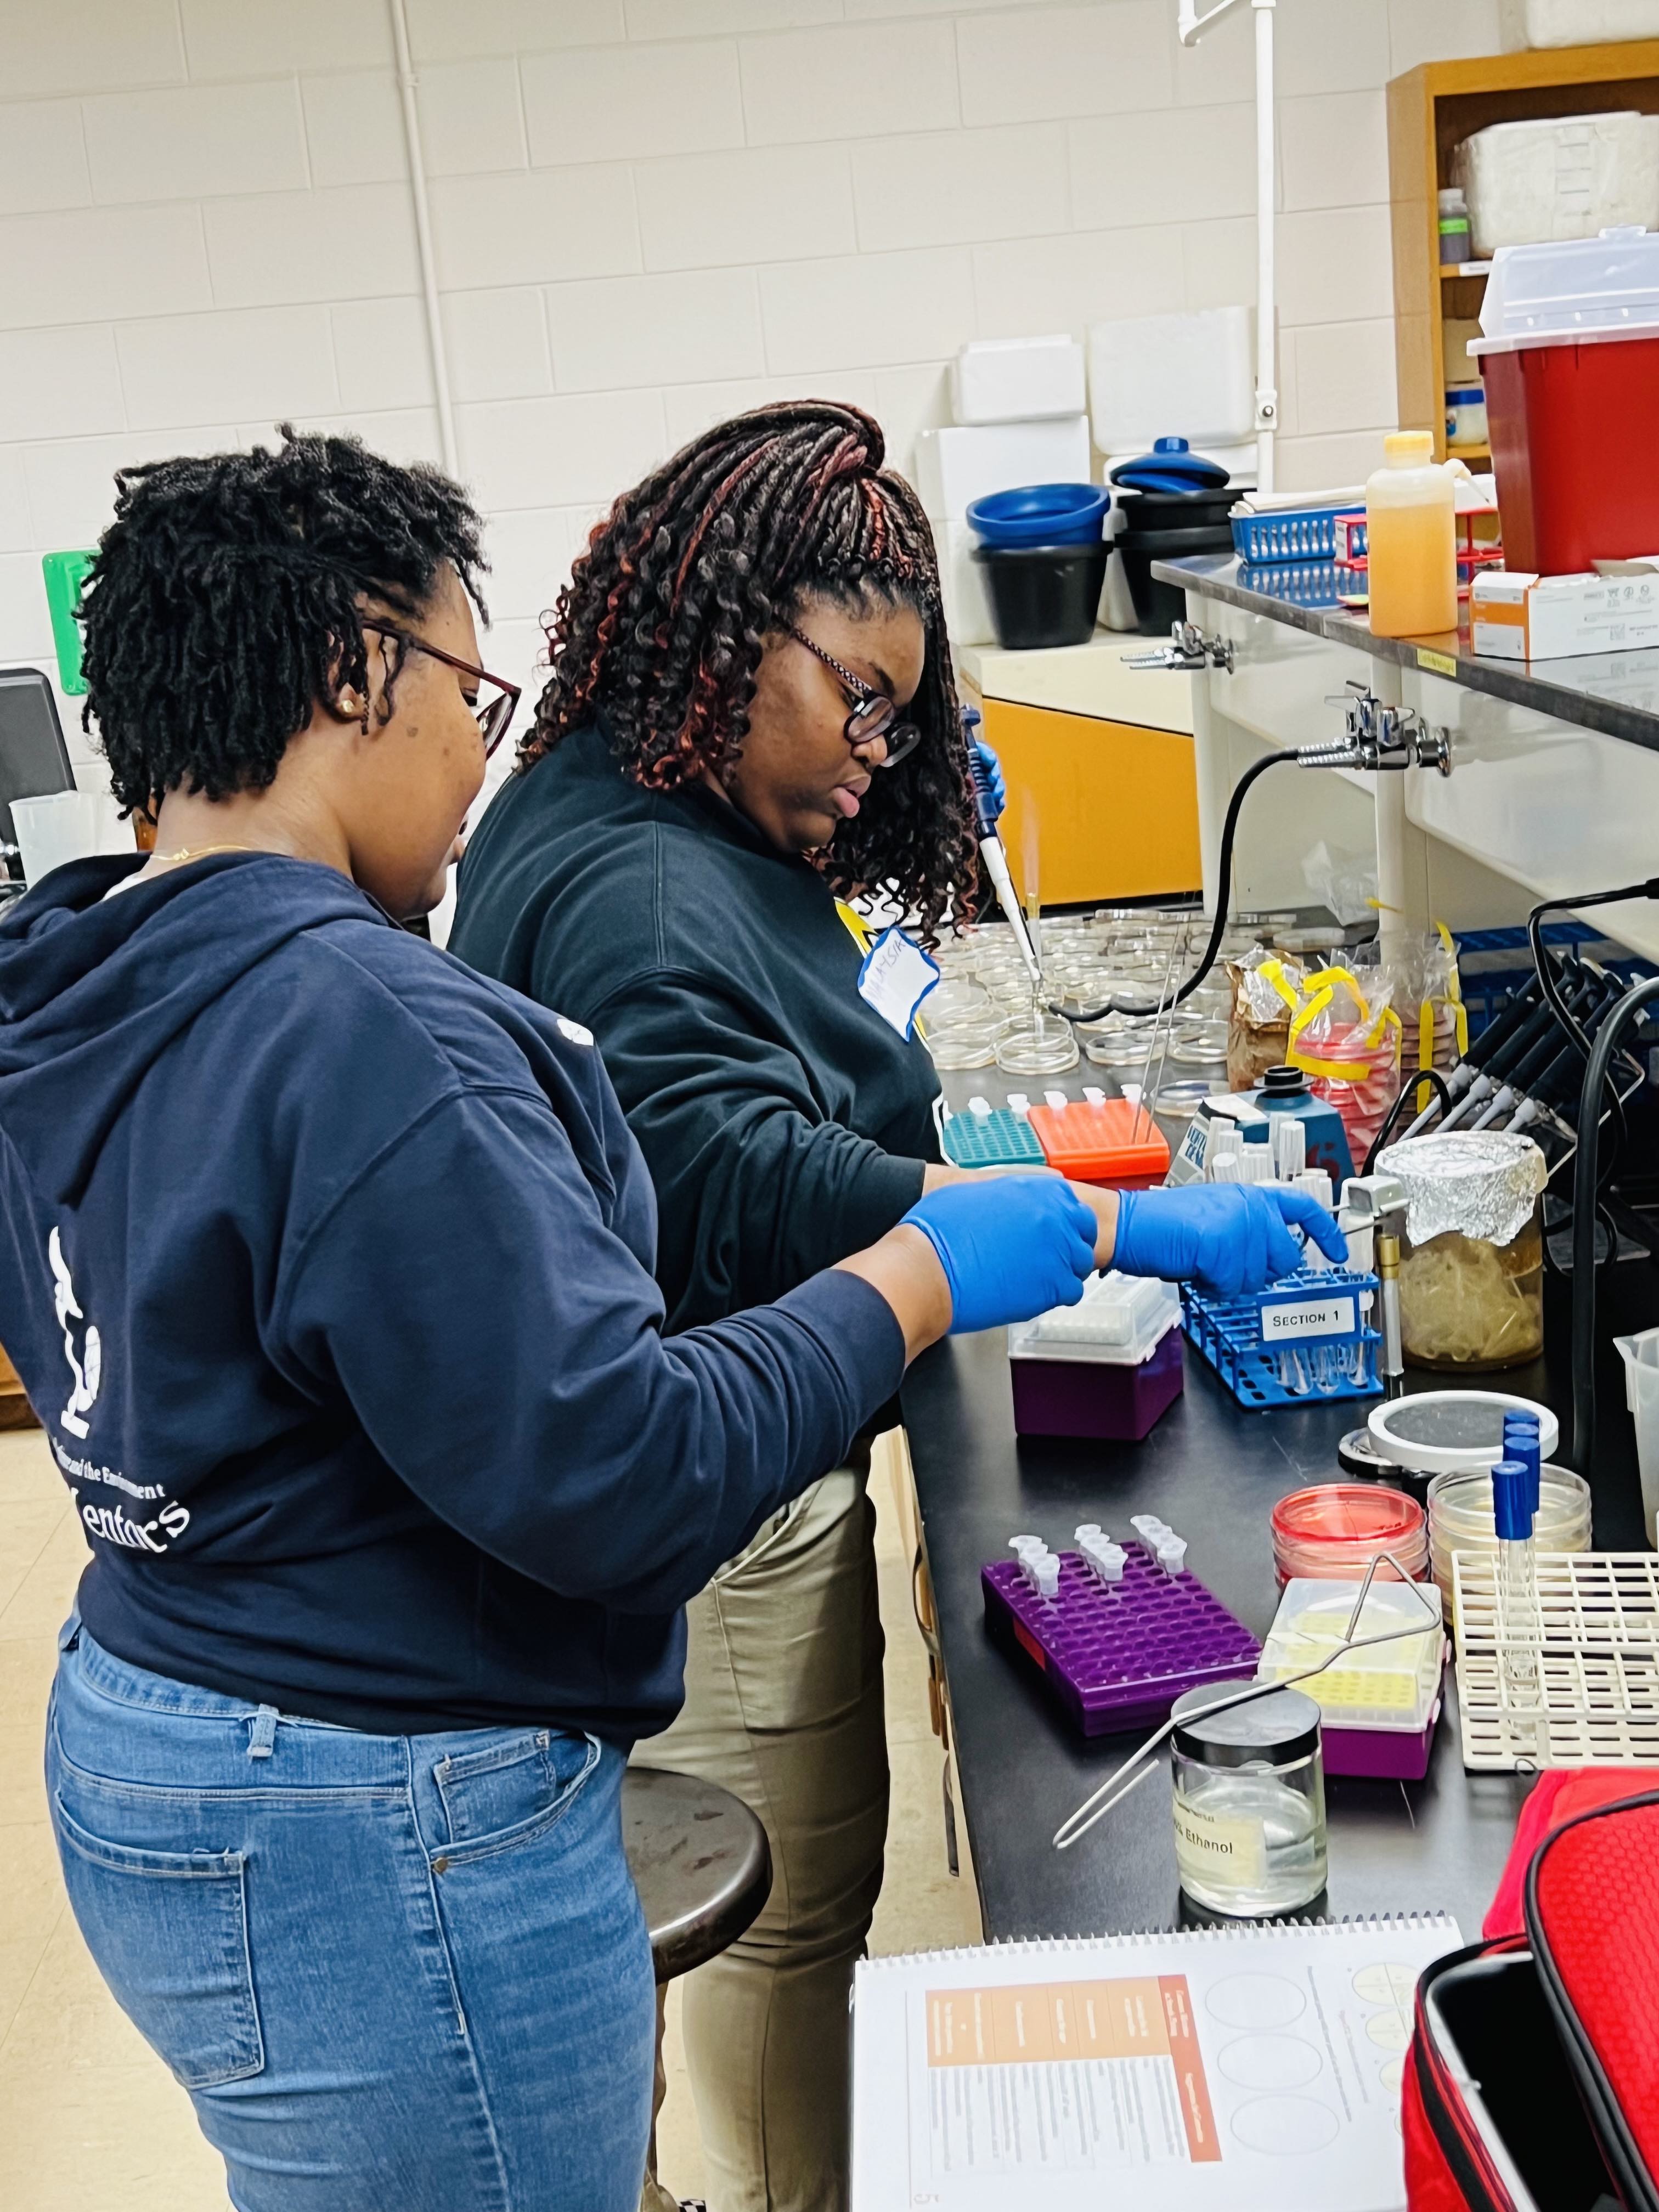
1229, 956, 1401, 1163
1378, 1132, 1549, 1373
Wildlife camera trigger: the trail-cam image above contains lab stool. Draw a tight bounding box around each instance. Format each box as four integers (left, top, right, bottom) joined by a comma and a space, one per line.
622, 1765, 772, 1983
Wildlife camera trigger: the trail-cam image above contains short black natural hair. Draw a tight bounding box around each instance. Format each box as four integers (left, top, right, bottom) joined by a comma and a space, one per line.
522, 401, 975, 941
80, 425, 487, 814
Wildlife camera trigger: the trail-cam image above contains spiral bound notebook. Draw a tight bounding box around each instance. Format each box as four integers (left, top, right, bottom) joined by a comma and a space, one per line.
850, 1912, 1462, 2212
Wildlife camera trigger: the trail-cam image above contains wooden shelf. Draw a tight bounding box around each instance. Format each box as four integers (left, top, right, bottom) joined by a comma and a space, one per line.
1387, 40, 1659, 461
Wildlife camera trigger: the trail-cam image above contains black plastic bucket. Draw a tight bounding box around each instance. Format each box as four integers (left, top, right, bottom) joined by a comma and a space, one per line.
973, 541, 1110, 650
1114, 522, 1235, 635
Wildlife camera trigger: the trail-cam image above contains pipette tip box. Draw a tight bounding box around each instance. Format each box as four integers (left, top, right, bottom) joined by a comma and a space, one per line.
1007, 1272, 1184, 1441
982, 1546, 1261, 1736
1028, 1097, 1170, 1189
1257, 1577, 1446, 1780
938, 1108, 1046, 1170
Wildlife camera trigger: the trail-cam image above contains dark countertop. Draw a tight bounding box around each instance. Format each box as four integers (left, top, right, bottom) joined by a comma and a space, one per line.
1151, 552, 1659, 753
900, 1142, 1658, 1947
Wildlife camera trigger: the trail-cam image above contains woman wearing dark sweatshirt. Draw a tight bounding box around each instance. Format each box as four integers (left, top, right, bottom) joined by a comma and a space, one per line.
0, 430, 1128, 2212
449, 402, 1344, 2212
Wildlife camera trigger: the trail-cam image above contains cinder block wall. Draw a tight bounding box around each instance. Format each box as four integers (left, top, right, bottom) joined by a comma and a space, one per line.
0, 0, 1501, 783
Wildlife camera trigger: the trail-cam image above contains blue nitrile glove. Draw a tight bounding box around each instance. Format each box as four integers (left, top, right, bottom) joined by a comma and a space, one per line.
902, 1176, 1098, 1334
971, 737, 1006, 820
1112, 1184, 1348, 1299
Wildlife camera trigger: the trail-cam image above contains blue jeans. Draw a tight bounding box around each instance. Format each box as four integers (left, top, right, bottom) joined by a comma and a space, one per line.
46, 1620, 656, 2212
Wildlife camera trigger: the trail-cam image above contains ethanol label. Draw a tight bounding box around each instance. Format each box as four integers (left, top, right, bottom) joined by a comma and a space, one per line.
1172, 1796, 1267, 1889
1260, 1294, 1356, 1342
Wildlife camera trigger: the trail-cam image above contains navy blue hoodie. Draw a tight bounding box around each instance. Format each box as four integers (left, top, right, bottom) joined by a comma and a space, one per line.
0, 854, 904, 1737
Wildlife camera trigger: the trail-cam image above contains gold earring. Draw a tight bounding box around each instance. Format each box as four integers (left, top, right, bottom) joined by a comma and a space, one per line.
338, 690, 361, 715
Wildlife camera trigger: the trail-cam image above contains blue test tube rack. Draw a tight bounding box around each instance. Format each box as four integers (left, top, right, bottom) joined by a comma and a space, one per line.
939, 1108, 1046, 1170
1181, 1265, 1383, 1410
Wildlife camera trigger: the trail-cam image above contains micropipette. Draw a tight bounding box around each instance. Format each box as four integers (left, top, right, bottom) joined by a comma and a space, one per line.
963, 705, 1043, 988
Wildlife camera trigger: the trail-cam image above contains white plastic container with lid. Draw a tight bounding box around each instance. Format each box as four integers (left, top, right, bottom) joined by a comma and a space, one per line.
1455, 112, 1659, 262
912, 417, 1092, 527
1258, 1578, 1445, 1737
1501, 0, 1659, 51
1007, 1269, 1180, 1366
951, 336, 1086, 425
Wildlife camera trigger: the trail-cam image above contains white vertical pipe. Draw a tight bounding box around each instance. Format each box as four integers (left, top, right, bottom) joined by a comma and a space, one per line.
1252, 0, 1277, 494
388, 0, 460, 477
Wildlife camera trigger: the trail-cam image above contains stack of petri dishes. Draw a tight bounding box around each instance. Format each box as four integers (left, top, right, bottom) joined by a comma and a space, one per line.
1270, 1485, 1430, 1587
1427, 1466, 1593, 1613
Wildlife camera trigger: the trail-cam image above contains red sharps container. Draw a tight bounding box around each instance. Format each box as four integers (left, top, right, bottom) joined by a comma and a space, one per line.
1472, 228, 1659, 576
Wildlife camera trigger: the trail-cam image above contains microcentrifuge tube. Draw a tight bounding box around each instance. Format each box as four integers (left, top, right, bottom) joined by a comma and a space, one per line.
1274, 1117, 1307, 1181
1006, 1093, 1031, 1119
1043, 1089, 1068, 1108
1032, 1555, 1060, 1600
967, 1095, 994, 1117
1082, 1086, 1105, 1105
1156, 1537, 1188, 1577
1074, 1523, 1102, 1543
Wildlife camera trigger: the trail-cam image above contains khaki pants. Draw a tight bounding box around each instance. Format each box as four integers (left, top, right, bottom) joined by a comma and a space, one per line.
637, 1452, 888, 2212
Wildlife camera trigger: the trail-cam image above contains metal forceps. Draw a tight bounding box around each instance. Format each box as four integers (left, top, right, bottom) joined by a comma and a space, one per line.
1052, 1551, 1443, 1852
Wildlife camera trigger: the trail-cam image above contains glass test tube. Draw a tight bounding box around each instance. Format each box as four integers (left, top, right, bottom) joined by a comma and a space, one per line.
1504, 1415, 1542, 1522
1493, 1457, 1544, 1764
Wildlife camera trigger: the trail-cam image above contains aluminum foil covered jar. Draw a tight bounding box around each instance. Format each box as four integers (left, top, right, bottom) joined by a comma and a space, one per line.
1378, 1131, 1548, 1372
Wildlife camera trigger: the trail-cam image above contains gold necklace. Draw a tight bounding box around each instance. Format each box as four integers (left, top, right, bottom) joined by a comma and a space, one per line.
147, 842, 263, 868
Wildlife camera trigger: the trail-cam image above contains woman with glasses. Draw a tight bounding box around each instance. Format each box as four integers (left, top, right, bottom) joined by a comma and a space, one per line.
450, 402, 1342, 2212
0, 428, 1130, 2212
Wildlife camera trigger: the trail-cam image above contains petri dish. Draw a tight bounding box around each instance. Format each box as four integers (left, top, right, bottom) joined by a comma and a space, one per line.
927, 1026, 998, 1070
1172, 1022, 1228, 1064
928, 979, 994, 1026
1271, 1485, 1429, 1587
1150, 1079, 1210, 1147
1086, 1031, 1155, 1069
996, 1012, 1080, 1076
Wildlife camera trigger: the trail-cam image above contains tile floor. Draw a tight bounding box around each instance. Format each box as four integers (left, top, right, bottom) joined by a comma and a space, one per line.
0, 1423, 978, 2210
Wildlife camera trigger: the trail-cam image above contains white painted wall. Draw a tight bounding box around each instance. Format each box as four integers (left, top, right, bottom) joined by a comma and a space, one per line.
0, 0, 1502, 778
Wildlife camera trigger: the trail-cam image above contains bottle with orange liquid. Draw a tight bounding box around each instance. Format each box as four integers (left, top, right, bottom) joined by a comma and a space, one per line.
1365, 431, 1457, 638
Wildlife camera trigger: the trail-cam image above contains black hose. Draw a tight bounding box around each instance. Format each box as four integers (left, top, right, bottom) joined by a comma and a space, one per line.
1061, 747, 1301, 1023
1362, 1065, 1455, 1175
1571, 972, 1659, 1475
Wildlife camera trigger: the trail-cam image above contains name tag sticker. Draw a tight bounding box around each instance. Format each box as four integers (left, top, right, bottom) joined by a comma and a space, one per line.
857, 926, 939, 1041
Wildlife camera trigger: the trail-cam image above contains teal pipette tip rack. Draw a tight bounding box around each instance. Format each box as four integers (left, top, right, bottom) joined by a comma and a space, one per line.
940, 1109, 1046, 1170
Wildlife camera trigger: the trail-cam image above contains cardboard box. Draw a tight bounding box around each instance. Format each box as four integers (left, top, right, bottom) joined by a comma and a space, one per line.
1471, 566, 1659, 661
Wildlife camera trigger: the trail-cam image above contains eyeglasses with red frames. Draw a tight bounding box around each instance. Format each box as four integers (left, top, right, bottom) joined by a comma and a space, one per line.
788, 626, 921, 770
362, 619, 522, 758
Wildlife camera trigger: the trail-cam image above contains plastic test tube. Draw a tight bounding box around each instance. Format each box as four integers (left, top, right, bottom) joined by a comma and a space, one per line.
1007, 1093, 1031, 1119
967, 1095, 994, 1118
1504, 1414, 1543, 1521
1273, 1115, 1307, 1181
1044, 1089, 1069, 1108
1156, 1536, 1188, 1577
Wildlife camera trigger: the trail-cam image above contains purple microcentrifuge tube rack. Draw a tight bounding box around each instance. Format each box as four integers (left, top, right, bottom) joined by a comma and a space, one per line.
981, 1545, 1261, 1737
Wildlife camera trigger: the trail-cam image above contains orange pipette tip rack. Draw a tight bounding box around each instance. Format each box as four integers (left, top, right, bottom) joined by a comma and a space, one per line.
1028, 1098, 1170, 1189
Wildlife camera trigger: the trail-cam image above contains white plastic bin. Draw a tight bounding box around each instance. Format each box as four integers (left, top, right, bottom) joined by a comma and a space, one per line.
951, 336, 1085, 425
1616, 1326, 1659, 1546
1502, 0, 1659, 49
1455, 112, 1659, 260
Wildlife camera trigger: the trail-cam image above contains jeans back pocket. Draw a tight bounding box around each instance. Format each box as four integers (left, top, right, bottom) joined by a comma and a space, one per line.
53, 1797, 265, 2090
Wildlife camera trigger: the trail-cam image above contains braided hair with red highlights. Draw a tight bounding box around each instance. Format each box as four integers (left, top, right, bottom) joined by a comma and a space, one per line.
520, 401, 976, 940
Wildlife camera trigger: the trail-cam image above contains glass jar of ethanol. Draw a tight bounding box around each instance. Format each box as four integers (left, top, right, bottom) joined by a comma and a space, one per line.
1170, 1685, 1327, 1916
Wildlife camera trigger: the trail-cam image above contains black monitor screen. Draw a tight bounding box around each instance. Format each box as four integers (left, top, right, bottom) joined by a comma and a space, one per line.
0, 668, 74, 881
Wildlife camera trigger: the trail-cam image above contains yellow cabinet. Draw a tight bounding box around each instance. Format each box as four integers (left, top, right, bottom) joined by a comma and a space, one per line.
967, 692, 1202, 909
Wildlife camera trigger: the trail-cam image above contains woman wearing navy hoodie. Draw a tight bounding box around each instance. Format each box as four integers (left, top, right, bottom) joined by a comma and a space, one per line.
0, 431, 1116, 2212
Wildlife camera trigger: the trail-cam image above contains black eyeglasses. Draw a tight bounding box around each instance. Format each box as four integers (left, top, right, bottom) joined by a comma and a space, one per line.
788, 627, 921, 770
362, 620, 522, 757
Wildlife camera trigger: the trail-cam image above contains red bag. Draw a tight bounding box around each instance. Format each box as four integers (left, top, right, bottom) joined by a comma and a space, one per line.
1404, 1781, 1659, 2209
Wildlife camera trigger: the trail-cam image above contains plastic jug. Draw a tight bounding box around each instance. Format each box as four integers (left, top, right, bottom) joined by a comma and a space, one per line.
1365, 431, 1457, 639
1616, 1327, 1659, 1545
